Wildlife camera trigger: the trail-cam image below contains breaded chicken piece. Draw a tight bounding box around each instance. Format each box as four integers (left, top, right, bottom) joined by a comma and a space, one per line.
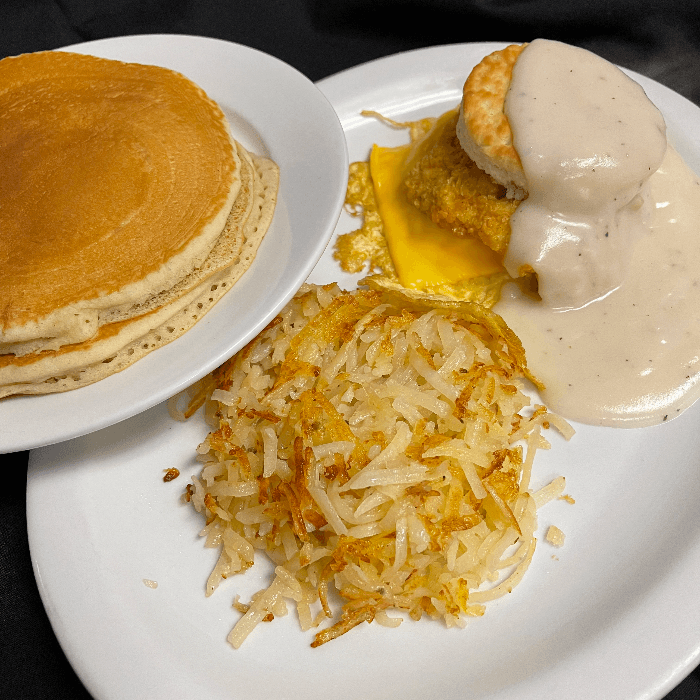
403, 112, 518, 257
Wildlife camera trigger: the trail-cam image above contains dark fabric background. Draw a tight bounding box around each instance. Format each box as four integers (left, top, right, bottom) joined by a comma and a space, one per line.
1, 1, 699, 698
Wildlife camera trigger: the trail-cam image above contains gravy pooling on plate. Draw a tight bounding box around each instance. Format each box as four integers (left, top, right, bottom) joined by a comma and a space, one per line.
494, 39, 700, 427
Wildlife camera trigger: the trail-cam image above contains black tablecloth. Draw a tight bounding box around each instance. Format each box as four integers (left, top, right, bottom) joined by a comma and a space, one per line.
1, 2, 700, 698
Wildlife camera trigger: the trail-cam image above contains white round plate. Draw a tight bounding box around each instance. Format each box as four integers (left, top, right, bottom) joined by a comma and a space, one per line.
28, 43, 700, 700
1, 34, 347, 454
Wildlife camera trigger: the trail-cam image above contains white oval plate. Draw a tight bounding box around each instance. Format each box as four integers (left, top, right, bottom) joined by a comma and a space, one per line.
28, 43, 700, 700
1, 34, 348, 453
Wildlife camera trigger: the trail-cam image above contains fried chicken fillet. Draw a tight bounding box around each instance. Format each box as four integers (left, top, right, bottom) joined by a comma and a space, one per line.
403, 111, 518, 257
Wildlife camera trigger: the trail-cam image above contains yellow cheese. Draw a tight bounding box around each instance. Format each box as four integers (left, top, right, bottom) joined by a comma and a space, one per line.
370, 113, 504, 292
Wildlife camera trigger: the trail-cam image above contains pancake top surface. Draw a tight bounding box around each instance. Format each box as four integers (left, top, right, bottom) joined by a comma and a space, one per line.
458, 43, 526, 196
0, 50, 239, 336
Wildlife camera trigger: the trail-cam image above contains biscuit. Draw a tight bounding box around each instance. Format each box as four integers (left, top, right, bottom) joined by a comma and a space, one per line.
457, 43, 527, 200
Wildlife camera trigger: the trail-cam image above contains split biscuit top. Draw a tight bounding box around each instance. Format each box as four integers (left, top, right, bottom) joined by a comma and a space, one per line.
0, 51, 240, 351
457, 43, 527, 200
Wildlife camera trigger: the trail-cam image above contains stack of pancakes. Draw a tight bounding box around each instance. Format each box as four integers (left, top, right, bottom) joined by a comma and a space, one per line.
0, 51, 279, 399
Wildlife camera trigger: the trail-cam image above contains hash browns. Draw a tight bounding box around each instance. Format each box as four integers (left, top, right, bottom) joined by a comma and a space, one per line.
177, 283, 572, 648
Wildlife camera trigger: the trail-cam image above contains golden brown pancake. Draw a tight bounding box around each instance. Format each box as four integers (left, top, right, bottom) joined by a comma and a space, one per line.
456, 43, 527, 200
0, 151, 279, 398
97, 144, 258, 327
0, 50, 241, 354
3, 144, 258, 359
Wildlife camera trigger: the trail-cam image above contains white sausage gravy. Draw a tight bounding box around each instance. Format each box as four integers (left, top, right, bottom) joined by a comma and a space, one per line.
493, 39, 700, 427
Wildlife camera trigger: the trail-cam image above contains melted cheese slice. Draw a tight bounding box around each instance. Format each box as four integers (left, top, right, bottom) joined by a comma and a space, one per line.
370, 111, 504, 291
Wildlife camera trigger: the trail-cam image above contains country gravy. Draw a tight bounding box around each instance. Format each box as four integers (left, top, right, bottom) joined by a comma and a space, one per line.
494, 39, 700, 427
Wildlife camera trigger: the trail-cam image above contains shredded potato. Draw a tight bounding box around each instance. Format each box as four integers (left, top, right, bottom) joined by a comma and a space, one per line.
546, 525, 566, 547
181, 283, 572, 648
